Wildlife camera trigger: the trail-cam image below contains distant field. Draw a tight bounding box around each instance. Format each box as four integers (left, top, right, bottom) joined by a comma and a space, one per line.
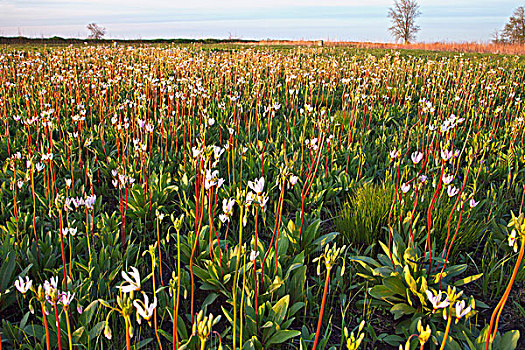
0, 44, 524, 349
246, 40, 525, 56
3, 35, 525, 56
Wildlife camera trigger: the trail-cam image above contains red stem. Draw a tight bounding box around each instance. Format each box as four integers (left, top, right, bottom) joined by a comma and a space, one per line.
58, 211, 68, 293
53, 302, 62, 350
312, 268, 331, 350
42, 303, 51, 350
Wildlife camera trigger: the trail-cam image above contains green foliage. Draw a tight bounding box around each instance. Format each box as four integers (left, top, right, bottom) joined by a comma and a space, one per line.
432, 199, 486, 255
0, 44, 524, 350
335, 182, 393, 246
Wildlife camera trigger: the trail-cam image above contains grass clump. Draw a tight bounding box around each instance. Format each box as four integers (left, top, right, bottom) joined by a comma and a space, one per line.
335, 181, 392, 246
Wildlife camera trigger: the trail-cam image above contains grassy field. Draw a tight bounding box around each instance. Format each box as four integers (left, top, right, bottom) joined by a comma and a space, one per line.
0, 44, 524, 349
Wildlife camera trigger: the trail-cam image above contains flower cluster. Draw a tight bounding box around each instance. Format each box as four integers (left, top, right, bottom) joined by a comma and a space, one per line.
133, 293, 157, 325
305, 137, 319, 150
426, 286, 473, 323
204, 169, 225, 190
439, 114, 465, 134
246, 177, 269, 212
192, 310, 221, 345
111, 169, 135, 189
66, 194, 97, 209
314, 242, 347, 275
15, 275, 75, 307
508, 212, 525, 253
344, 320, 365, 350
219, 198, 235, 223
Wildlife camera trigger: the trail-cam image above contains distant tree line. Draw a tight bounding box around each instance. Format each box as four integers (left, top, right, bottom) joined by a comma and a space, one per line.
0, 36, 252, 45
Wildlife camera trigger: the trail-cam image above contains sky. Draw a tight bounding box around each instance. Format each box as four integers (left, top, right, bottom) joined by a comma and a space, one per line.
0, 0, 521, 42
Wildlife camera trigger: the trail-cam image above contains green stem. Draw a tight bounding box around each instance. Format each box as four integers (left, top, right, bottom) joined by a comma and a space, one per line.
157, 218, 164, 287
59, 211, 68, 293
85, 209, 92, 278
233, 206, 245, 350
174, 227, 181, 350
151, 255, 163, 350
240, 254, 247, 345
65, 307, 73, 350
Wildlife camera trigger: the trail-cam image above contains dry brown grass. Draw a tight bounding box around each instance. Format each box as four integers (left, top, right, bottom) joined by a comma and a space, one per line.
239, 40, 525, 55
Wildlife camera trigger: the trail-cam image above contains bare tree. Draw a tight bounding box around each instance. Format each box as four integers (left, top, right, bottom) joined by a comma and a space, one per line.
87, 23, 106, 40
502, 6, 525, 44
491, 29, 503, 44
388, 0, 421, 44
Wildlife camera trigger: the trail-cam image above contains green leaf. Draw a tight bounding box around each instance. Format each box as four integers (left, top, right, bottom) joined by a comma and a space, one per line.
177, 315, 188, 339
383, 275, 407, 296
379, 241, 399, 265
374, 266, 394, 277
267, 275, 284, 294
0, 251, 15, 291
475, 299, 490, 309
461, 331, 478, 350
403, 265, 418, 293
289, 302, 305, 318
348, 256, 381, 268
277, 230, 289, 257
98, 299, 111, 309
201, 293, 219, 314
133, 338, 153, 349
445, 264, 467, 279
390, 303, 416, 320
89, 321, 105, 340
369, 285, 396, 301
19, 311, 30, 331
158, 329, 172, 342
435, 331, 462, 350
284, 262, 304, 281
454, 273, 483, 287
243, 339, 256, 350
382, 334, 405, 346
72, 326, 85, 341
303, 219, 320, 245
266, 330, 301, 346
271, 295, 290, 325
499, 330, 520, 350
261, 321, 274, 329
403, 247, 418, 268
24, 324, 45, 339
80, 300, 98, 325
192, 265, 211, 281
311, 232, 339, 250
